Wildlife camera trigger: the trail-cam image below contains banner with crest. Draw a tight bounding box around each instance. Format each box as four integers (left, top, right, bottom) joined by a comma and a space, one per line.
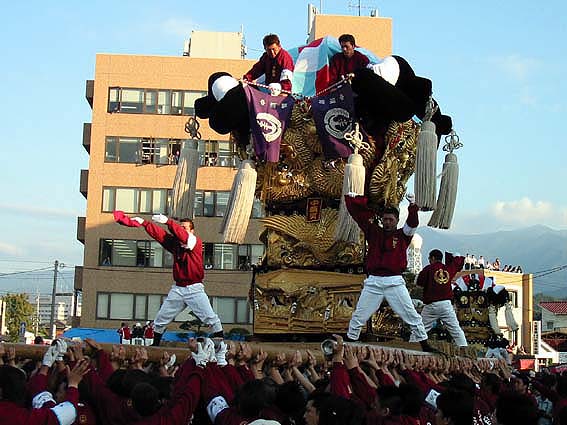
311, 84, 356, 160
244, 85, 295, 163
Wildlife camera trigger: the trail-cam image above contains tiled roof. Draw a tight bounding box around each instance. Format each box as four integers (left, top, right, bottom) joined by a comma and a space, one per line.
540, 301, 567, 315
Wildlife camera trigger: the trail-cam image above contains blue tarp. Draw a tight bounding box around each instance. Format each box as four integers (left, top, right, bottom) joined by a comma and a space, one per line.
62, 328, 247, 343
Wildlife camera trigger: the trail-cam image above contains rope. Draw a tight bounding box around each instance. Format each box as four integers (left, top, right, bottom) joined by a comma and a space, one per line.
241, 73, 353, 100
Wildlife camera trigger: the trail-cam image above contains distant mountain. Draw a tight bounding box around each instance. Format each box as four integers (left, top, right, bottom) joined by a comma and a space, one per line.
417, 225, 567, 297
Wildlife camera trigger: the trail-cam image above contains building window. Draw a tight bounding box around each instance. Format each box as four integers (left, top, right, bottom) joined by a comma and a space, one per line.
99, 239, 170, 268
105, 136, 182, 165
198, 140, 239, 168
102, 187, 171, 214
547, 321, 554, 330
212, 297, 251, 324
508, 290, 518, 308
96, 292, 165, 320
108, 87, 206, 116
193, 190, 264, 218
203, 243, 264, 270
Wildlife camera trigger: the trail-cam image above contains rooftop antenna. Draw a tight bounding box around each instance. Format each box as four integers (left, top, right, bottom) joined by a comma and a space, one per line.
347, 1, 376, 16
240, 24, 247, 59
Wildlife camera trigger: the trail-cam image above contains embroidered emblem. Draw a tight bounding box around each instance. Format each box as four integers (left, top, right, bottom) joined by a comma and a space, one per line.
324, 108, 352, 139
434, 269, 450, 285
256, 112, 282, 143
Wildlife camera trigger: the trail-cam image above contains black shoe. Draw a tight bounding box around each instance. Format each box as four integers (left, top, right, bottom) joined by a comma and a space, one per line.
211, 330, 224, 339
151, 332, 163, 347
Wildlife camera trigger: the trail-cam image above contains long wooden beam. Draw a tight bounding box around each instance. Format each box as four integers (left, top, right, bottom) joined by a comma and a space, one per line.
1, 339, 474, 364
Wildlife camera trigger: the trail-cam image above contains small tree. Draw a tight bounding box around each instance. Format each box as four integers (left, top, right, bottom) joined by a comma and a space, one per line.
3, 294, 35, 342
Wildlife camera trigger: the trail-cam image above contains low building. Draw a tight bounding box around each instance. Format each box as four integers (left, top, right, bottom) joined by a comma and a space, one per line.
540, 301, 567, 331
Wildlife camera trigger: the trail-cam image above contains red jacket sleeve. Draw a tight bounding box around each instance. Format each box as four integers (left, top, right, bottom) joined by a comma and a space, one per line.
416, 266, 428, 288
375, 369, 395, 387
236, 365, 255, 383
142, 221, 176, 252
167, 219, 189, 245
330, 362, 352, 399
221, 364, 245, 393
345, 195, 374, 235
135, 374, 202, 425
95, 349, 116, 383
445, 253, 465, 277
244, 54, 267, 81
28, 372, 49, 397
328, 54, 341, 85
347, 367, 376, 409
404, 203, 419, 232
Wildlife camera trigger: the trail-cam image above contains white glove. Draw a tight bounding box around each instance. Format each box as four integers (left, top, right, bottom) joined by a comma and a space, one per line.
346, 192, 359, 198
191, 342, 208, 367
165, 354, 176, 370
215, 341, 228, 367
405, 193, 416, 204
42, 345, 59, 367
152, 214, 168, 224
268, 82, 282, 96
132, 217, 144, 225
201, 338, 217, 363
53, 339, 67, 362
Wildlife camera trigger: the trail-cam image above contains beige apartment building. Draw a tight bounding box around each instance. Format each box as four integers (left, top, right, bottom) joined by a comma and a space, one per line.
75, 12, 393, 334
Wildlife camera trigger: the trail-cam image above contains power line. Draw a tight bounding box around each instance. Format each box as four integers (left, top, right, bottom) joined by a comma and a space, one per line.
0, 266, 53, 277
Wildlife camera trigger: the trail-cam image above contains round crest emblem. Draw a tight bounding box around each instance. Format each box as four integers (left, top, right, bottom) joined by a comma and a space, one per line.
324, 108, 352, 139
256, 112, 282, 143
434, 269, 450, 285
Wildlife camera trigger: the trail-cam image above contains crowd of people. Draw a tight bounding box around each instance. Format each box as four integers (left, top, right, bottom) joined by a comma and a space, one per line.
463, 255, 523, 273
2, 336, 567, 425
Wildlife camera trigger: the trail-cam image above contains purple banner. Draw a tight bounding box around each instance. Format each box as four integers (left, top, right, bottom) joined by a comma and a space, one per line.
311, 84, 356, 159
244, 85, 295, 163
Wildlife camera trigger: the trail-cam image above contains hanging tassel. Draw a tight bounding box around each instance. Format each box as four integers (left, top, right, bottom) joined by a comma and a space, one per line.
336, 123, 368, 242
429, 131, 462, 229
488, 305, 502, 335
221, 159, 257, 244
504, 302, 519, 331
171, 139, 199, 219
414, 98, 438, 211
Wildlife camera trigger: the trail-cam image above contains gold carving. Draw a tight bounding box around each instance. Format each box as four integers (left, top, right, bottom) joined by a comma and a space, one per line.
260, 209, 364, 268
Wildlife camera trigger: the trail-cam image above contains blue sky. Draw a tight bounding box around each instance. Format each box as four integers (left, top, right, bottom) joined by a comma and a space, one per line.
0, 0, 566, 284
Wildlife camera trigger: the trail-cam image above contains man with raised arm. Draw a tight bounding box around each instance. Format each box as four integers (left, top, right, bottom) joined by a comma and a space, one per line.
114, 211, 223, 346
344, 193, 434, 351
417, 249, 468, 347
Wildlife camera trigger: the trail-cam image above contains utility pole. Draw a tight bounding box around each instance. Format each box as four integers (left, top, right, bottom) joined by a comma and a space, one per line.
50, 260, 59, 339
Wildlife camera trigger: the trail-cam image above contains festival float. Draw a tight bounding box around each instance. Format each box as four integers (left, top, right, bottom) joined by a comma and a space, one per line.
170, 35, 497, 348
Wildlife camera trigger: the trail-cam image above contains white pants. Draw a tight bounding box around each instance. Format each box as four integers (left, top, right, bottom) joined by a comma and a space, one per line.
348, 275, 427, 342
154, 283, 223, 334
421, 300, 468, 346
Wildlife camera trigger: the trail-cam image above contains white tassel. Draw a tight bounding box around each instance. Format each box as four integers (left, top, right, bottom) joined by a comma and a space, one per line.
221, 159, 257, 244
171, 139, 199, 219
414, 119, 437, 210
504, 302, 519, 331
428, 152, 458, 229
488, 305, 502, 335
335, 152, 365, 242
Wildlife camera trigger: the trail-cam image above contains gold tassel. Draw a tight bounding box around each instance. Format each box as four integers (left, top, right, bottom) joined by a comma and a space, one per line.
171, 139, 199, 219
221, 159, 257, 244
428, 131, 462, 229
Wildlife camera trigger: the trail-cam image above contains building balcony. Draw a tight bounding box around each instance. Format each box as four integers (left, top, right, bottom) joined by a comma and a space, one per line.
82, 123, 91, 153
80, 169, 88, 198
77, 217, 85, 244
85, 80, 94, 108
74, 266, 83, 291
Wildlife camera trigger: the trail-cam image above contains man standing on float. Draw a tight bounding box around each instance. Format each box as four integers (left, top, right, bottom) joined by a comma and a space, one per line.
344, 192, 434, 351
114, 212, 223, 346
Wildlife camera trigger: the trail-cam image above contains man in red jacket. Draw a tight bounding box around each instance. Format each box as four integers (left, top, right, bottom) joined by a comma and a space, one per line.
344, 193, 432, 351
328, 34, 370, 85
416, 250, 467, 347
115, 211, 223, 346
243, 33, 294, 95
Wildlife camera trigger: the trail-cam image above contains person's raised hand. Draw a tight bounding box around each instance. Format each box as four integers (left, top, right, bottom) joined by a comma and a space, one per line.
152, 214, 168, 224
67, 358, 90, 388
